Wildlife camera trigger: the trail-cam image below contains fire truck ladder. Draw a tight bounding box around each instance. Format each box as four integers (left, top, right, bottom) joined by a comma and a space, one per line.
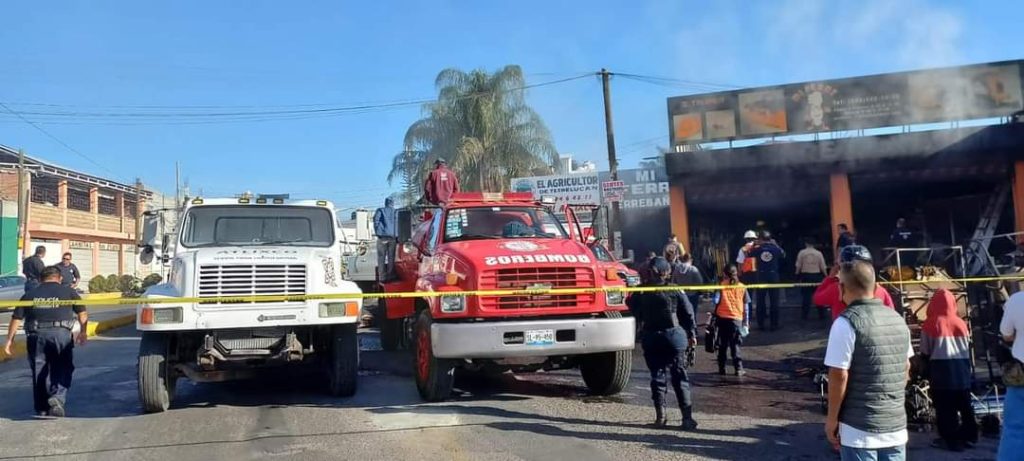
965, 181, 1011, 276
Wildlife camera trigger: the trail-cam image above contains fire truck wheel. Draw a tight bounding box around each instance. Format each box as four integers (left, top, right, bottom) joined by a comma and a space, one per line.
579, 311, 633, 396
328, 324, 359, 397
414, 310, 455, 401
379, 300, 403, 351
138, 332, 176, 413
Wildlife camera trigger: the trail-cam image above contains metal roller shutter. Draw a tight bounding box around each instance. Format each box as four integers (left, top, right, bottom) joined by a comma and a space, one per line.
98, 243, 120, 276
69, 241, 94, 283
28, 239, 62, 266
123, 244, 137, 276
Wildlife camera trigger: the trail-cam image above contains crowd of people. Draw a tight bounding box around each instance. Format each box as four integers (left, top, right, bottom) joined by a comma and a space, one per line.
625, 222, 1023, 460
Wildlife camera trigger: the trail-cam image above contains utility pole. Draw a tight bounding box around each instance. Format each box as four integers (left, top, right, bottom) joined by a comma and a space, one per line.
600, 69, 622, 255
16, 149, 27, 255
134, 178, 143, 253
175, 161, 181, 207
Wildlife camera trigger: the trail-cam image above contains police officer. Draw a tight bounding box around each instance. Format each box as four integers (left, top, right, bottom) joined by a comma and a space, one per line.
22, 246, 47, 292
752, 230, 785, 331
3, 266, 88, 417
627, 257, 699, 430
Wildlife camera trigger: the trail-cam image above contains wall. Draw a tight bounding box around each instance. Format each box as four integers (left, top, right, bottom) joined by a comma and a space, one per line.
0, 201, 17, 275
0, 171, 18, 201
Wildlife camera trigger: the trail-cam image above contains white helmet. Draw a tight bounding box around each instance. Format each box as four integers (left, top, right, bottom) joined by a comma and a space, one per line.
743, 230, 757, 239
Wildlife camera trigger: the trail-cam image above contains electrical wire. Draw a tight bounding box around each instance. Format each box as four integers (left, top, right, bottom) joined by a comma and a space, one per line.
0, 73, 597, 126
0, 100, 124, 179
613, 72, 739, 92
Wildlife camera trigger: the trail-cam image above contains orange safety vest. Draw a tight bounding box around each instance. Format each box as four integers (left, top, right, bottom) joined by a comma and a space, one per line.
715, 280, 747, 321
741, 243, 757, 274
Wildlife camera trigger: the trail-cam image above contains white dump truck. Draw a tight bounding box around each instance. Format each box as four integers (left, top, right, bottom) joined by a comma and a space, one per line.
136, 195, 362, 413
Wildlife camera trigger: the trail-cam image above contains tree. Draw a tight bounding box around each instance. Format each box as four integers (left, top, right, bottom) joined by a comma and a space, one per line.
390, 65, 559, 193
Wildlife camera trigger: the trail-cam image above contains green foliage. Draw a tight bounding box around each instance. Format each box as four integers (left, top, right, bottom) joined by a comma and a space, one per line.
141, 273, 163, 290
118, 274, 140, 295
88, 275, 112, 293
86, 273, 155, 296
390, 65, 559, 194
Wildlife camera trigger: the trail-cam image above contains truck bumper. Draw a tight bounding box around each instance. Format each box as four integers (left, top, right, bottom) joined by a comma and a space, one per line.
431, 317, 635, 359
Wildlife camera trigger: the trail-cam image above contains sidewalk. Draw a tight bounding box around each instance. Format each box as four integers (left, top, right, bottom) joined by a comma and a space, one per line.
0, 305, 136, 362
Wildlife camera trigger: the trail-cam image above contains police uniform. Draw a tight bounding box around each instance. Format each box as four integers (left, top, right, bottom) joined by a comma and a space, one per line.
627, 259, 698, 429
14, 282, 85, 416
751, 240, 785, 331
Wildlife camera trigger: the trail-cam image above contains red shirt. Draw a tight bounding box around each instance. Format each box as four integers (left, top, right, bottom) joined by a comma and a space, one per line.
424, 166, 460, 205
812, 276, 895, 321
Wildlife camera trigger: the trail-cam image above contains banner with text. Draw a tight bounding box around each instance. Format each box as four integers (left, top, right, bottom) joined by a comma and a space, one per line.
668, 60, 1024, 145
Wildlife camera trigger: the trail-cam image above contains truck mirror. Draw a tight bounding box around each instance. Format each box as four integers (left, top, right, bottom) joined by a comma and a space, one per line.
354, 209, 371, 241
619, 249, 635, 264
140, 245, 155, 265
140, 212, 160, 247
397, 209, 412, 242
593, 206, 609, 240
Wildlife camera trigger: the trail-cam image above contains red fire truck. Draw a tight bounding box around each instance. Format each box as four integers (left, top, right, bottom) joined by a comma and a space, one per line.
379, 192, 635, 401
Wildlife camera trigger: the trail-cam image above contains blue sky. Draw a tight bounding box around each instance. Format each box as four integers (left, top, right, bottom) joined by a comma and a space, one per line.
1, 1, 1022, 210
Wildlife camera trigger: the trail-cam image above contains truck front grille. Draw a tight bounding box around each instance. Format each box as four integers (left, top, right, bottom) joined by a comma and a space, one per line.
478, 267, 596, 310
198, 264, 306, 304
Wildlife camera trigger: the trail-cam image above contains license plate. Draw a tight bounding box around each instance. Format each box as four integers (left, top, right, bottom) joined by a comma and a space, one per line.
525, 329, 555, 346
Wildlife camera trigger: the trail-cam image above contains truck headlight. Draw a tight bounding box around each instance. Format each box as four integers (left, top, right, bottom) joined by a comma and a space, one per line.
320, 302, 359, 318
605, 290, 625, 306
440, 295, 465, 313
624, 274, 641, 287
141, 307, 183, 324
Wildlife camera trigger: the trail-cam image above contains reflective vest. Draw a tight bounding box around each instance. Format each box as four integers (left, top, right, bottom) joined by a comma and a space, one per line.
741, 243, 757, 274
715, 280, 747, 320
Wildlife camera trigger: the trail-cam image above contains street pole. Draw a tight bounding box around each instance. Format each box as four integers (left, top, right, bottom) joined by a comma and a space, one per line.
16, 149, 27, 255
135, 178, 143, 253
600, 69, 622, 255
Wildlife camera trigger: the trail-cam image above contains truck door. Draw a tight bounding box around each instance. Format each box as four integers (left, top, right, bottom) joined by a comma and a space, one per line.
563, 204, 582, 243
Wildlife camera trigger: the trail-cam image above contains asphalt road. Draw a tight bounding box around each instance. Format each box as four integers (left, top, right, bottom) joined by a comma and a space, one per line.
0, 315, 1001, 461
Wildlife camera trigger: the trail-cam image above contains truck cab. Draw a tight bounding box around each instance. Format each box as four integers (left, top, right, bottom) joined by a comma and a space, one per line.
136, 195, 362, 413
379, 192, 635, 401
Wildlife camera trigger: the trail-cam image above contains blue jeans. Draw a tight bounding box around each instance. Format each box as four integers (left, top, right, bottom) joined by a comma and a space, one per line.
840, 445, 905, 461
999, 386, 1024, 461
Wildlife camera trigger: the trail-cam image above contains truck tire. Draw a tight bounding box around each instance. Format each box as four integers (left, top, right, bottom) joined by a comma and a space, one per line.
414, 310, 455, 401
379, 300, 403, 351
138, 332, 176, 413
579, 311, 632, 396
328, 324, 359, 397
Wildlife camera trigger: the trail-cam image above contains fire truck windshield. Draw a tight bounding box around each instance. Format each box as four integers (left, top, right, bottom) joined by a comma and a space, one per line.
444, 206, 568, 242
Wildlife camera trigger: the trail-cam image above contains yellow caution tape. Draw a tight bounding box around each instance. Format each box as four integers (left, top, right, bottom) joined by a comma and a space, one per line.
2, 274, 1023, 309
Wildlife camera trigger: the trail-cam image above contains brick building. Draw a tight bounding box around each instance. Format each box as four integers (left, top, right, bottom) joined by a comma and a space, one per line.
0, 145, 151, 282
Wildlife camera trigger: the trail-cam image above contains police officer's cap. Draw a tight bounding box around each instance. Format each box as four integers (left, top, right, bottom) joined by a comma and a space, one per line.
435, 158, 447, 165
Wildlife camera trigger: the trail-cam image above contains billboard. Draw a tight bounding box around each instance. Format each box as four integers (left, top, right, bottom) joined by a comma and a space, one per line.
668, 60, 1024, 145
599, 168, 670, 260
511, 173, 600, 209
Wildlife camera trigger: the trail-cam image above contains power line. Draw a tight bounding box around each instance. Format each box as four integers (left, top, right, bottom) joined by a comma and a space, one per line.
613, 72, 739, 91
0, 100, 123, 179
0, 73, 597, 126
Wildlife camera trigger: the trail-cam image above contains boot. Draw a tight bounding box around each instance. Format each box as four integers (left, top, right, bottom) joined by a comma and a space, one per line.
717, 364, 726, 375
652, 404, 668, 427
680, 405, 698, 431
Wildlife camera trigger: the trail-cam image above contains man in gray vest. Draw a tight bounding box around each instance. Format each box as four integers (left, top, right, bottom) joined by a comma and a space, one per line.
824, 257, 913, 460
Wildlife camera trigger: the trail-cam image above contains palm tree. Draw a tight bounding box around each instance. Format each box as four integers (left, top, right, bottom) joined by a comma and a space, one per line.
390, 65, 559, 193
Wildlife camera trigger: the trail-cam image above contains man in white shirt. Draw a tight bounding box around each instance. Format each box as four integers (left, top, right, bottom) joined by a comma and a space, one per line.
824, 260, 912, 460
999, 292, 1024, 461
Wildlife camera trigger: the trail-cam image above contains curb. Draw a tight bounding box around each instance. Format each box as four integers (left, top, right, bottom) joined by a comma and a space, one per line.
0, 312, 136, 362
